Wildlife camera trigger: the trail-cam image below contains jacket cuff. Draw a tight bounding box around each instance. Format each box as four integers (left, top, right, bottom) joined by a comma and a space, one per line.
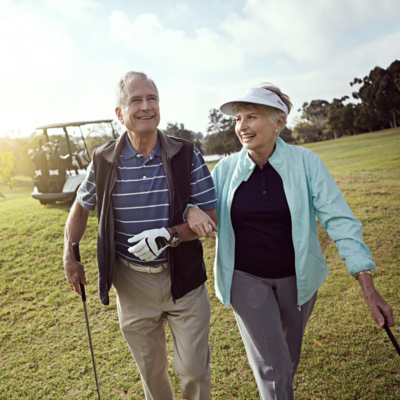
344, 255, 376, 276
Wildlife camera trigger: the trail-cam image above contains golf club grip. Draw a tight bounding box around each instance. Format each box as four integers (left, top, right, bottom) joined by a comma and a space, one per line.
72, 242, 86, 302
383, 323, 400, 356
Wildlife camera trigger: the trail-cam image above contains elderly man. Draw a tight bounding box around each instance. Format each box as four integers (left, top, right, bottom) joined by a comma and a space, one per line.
63, 71, 217, 400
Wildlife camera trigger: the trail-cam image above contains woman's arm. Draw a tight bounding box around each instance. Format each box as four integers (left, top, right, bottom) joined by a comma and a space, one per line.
309, 153, 394, 327
357, 273, 394, 327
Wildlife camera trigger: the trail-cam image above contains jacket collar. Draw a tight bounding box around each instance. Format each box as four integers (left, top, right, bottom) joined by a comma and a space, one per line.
240, 137, 287, 166
238, 137, 287, 181
101, 129, 182, 164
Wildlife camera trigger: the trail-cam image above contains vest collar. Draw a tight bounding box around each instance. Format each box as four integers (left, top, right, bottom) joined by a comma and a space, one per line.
100, 129, 182, 164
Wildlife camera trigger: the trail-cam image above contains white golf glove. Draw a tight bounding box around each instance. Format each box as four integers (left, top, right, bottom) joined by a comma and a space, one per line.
127, 227, 171, 261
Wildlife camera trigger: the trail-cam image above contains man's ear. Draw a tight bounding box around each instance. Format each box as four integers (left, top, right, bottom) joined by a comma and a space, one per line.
115, 107, 124, 125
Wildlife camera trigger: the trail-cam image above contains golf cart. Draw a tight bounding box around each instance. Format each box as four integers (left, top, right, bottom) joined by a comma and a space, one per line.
30, 120, 119, 205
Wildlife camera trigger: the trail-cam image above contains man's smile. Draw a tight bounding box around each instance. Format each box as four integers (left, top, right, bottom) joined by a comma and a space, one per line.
137, 116, 155, 120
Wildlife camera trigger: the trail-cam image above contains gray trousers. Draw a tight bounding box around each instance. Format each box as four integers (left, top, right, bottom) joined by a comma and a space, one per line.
113, 259, 211, 400
231, 270, 317, 400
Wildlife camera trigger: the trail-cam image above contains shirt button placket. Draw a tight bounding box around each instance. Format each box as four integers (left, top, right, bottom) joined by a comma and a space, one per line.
261, 173, 267, 201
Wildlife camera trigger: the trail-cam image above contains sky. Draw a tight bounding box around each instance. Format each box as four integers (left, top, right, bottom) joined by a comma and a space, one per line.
1, 0, 400, 138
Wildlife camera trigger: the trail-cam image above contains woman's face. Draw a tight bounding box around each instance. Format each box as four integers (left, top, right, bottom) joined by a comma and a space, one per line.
235, 107, 281, 155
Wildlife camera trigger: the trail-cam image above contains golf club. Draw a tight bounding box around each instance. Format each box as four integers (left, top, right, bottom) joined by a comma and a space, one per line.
383, 322, 400, 356
72, 242, 101, 400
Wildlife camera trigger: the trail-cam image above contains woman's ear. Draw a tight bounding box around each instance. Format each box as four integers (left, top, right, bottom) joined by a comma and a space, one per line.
276, 114, 286, 132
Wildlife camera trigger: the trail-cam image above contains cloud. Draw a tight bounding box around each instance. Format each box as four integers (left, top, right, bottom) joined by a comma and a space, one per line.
334, 30, 400, 72
41, 0, 101, 22
222, 0, 400, 66
109, 11, 244, 74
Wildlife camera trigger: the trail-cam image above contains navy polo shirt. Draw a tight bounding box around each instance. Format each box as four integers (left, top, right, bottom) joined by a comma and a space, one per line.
231, 161, 295, 279
77, 135, 217, 266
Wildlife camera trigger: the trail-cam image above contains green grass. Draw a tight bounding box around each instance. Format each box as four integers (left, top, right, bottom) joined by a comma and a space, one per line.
0, 176, 33, 202
1, 129, 400, 399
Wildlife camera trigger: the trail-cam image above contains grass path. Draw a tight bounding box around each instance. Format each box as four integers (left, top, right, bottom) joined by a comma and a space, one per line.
1, 129, 399, 399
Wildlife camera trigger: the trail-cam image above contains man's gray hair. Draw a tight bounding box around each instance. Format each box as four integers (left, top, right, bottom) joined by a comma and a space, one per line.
115, 71, 159, 108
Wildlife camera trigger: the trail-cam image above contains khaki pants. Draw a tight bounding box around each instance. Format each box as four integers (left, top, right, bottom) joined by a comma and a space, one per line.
113, 259, 211, 400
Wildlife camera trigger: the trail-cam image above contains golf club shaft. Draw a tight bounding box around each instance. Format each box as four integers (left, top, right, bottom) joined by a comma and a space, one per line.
383, 323, 400, 356
72, 243, 101, 399
83, 301, 101, 398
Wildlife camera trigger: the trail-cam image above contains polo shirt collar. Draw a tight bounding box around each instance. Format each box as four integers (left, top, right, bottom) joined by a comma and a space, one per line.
121, 135, 161, 160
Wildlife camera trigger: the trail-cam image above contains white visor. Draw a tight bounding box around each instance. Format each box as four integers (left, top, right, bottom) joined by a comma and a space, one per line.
220, 87, 288, 116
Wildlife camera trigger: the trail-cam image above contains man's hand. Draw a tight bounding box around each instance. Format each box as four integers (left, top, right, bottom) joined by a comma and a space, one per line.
63, 201, 90, 296
187, 206, 218, 239
358, 273, 394, 327
64, 254, 87, 296
128, 227, 171, 261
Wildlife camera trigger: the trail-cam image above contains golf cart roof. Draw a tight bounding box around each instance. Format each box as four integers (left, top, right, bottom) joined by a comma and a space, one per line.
36, 119, 114, 130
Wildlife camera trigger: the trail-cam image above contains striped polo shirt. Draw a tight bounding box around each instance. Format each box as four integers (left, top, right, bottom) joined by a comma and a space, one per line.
77, 135, 217, 266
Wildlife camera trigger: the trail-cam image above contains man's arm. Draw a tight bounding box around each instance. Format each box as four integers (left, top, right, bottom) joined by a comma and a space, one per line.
63, 200, 90, 296
127, 209, 218, 262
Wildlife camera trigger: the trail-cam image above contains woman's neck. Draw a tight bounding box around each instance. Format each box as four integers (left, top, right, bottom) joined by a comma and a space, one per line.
248, 144, 276, 169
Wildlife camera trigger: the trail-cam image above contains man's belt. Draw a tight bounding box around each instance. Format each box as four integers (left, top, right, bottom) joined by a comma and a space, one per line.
118, 257, 168, 274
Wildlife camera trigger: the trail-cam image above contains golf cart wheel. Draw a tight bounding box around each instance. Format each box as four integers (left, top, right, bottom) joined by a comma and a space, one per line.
39, 199, 56, 205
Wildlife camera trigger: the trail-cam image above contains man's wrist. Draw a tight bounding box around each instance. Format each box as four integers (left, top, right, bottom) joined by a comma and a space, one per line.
166, 227, 173, 243
167, 226, 181, 247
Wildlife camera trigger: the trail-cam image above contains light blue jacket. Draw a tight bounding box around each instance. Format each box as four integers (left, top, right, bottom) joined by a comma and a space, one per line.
211, 137, 375, 308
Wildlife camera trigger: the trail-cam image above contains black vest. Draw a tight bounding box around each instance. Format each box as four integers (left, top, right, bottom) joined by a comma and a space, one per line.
92, 130, 206, 305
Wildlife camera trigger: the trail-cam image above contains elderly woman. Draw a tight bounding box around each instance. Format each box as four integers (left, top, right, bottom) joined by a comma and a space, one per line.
186, 84, 394, 400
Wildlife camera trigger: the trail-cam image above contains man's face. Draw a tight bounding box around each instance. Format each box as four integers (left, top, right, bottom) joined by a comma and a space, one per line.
116, 79, 160, 137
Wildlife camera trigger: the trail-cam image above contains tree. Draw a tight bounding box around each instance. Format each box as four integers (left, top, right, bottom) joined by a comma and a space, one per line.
327, 97, 358, 138
211, 142, 226, 155
164, 122, 194, 142
351, 60, 400, 129
279, 127, 296, 143
192, 132, 204, 141
0, 152, 17, 192
298, 100, 330, 123
194, 139, 204, 155
206, 109, 241, 154
295, 100, 333, 143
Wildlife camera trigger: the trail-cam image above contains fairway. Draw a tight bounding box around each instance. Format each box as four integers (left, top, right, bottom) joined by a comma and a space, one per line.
1, 129, 399, 399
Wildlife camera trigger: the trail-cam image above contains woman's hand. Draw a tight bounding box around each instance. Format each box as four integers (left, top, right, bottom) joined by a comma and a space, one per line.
187, 206, 218, 239
357, 274, 394, 327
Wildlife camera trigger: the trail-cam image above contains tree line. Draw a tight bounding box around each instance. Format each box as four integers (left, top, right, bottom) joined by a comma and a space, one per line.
294, 59, 400, 143
2, 59, 399, 183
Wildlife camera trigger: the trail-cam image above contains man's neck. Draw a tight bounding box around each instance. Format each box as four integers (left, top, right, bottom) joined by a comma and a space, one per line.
127, 130, 158, 159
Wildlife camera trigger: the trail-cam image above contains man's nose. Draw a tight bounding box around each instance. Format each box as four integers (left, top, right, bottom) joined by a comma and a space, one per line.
141, 99, 152, 110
